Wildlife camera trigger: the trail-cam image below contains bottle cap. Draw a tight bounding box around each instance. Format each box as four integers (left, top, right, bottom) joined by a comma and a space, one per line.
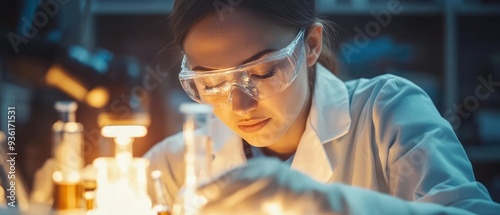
55, 101, 78, 122
55, 101, 78, 113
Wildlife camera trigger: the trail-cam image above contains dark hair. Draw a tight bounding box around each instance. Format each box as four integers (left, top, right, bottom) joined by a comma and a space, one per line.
170, 0, 338, 75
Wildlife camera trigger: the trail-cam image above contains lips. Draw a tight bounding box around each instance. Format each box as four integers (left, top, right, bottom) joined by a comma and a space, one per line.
237, 118, 270, 133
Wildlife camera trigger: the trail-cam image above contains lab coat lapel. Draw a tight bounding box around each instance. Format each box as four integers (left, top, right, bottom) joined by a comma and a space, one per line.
291, 64, 351, 183
311, 64, 351, 144
291, 122, 333, 183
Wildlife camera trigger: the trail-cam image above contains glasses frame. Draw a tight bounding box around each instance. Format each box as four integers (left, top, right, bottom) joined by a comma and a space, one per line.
178, 28, 306, 105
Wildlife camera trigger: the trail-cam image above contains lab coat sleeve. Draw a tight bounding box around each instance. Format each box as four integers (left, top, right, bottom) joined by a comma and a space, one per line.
367, 76, 500, 214
197, 157, 474, 215
143, 133, 186, 209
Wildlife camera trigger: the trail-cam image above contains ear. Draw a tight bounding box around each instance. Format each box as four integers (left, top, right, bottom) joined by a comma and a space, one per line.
305, 22, 323, 67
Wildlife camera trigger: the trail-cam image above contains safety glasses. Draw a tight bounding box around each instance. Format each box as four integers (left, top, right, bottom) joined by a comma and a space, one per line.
179, 29, 306, 107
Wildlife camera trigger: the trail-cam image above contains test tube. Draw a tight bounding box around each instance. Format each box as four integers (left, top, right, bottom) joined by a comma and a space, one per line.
173, 103, 213, 215
152, 170, 171, 215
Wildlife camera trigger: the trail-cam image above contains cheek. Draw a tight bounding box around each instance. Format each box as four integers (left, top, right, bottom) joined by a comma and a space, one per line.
258, 69, 309, 132
272, 70, 309, 119
213, 108, 234, 125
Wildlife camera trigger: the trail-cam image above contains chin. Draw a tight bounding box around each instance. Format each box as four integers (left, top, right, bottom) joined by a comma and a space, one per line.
241, 128, 284, 148
245, 141, 270, 148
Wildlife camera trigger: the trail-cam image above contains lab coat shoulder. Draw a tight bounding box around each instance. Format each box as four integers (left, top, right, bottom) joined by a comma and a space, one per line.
344, 74, 452, 166
342, 74, 500, 214
326, 74, 421, 190
345, 73, 439, 160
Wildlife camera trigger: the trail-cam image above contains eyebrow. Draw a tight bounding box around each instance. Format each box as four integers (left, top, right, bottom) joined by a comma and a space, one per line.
191, 49, 276, 72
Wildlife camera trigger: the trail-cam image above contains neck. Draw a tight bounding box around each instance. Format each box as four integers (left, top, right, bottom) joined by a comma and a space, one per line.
262, 111, 307, 161
262, 144, 297, 161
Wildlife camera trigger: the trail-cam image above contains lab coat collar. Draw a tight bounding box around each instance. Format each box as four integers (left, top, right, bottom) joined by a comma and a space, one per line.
290, 64, 351, 182
310, 63, 351, 143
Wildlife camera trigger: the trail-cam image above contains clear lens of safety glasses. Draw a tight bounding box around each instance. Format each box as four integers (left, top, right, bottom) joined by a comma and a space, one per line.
179, 29, 306, 107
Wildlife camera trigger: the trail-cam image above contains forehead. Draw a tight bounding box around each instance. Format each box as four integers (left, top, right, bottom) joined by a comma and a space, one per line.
183, 8, 296, 69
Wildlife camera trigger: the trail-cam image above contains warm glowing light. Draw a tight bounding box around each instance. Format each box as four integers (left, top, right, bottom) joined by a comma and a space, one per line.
101, 125, 147, 138
134, 159, 150, 191
52, 171, 64, 183
262, 201, 284, 215
98, 112, 151, 128
84, 191, 95, 200
86, 86, 110, 108
183, 118, 196, 188
93, 158, 108, 169
66, 171, 81, 183
184, 118, 195, 148
52, 170, 80, 183
114, 136, 133, 145
113, 136, 134, 172
64, 122, 81, 132
93, 158, 154, 215
151, 170, 162, 179
45, 64, 88, 101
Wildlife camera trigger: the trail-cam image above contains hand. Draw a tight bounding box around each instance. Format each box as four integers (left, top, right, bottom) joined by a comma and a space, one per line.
197, 158, 336, 215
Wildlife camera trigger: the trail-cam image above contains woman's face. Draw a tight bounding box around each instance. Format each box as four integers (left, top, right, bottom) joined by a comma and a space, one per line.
183, 9, 312, 149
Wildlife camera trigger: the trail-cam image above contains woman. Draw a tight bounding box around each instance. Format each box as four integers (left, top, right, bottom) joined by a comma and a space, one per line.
145, 0, 500, 214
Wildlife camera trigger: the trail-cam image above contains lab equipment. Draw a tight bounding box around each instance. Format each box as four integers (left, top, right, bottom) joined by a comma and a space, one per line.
51, 101, 85, 211
172, 103, 213, 215
52, 171, 84, 211
91, 122, 153, 214
151, 170, 171, 215
81, 166, 97, 211
93, 157, 153, 215
52, 101, 84, 184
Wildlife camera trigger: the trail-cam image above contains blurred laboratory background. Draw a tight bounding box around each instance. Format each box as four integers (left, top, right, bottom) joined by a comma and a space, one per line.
1, 0, 499, 204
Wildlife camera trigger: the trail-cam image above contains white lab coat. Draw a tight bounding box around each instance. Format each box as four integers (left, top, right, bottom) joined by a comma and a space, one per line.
145, 64, 500, 214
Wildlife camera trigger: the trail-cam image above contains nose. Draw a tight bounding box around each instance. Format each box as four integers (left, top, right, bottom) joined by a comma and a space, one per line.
230, 87, 257, 116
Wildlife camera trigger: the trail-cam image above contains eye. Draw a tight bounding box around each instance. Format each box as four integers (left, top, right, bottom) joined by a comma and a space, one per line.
203, 81, 227, 91
252, 67, 277, 79
199, 75, 229, 91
